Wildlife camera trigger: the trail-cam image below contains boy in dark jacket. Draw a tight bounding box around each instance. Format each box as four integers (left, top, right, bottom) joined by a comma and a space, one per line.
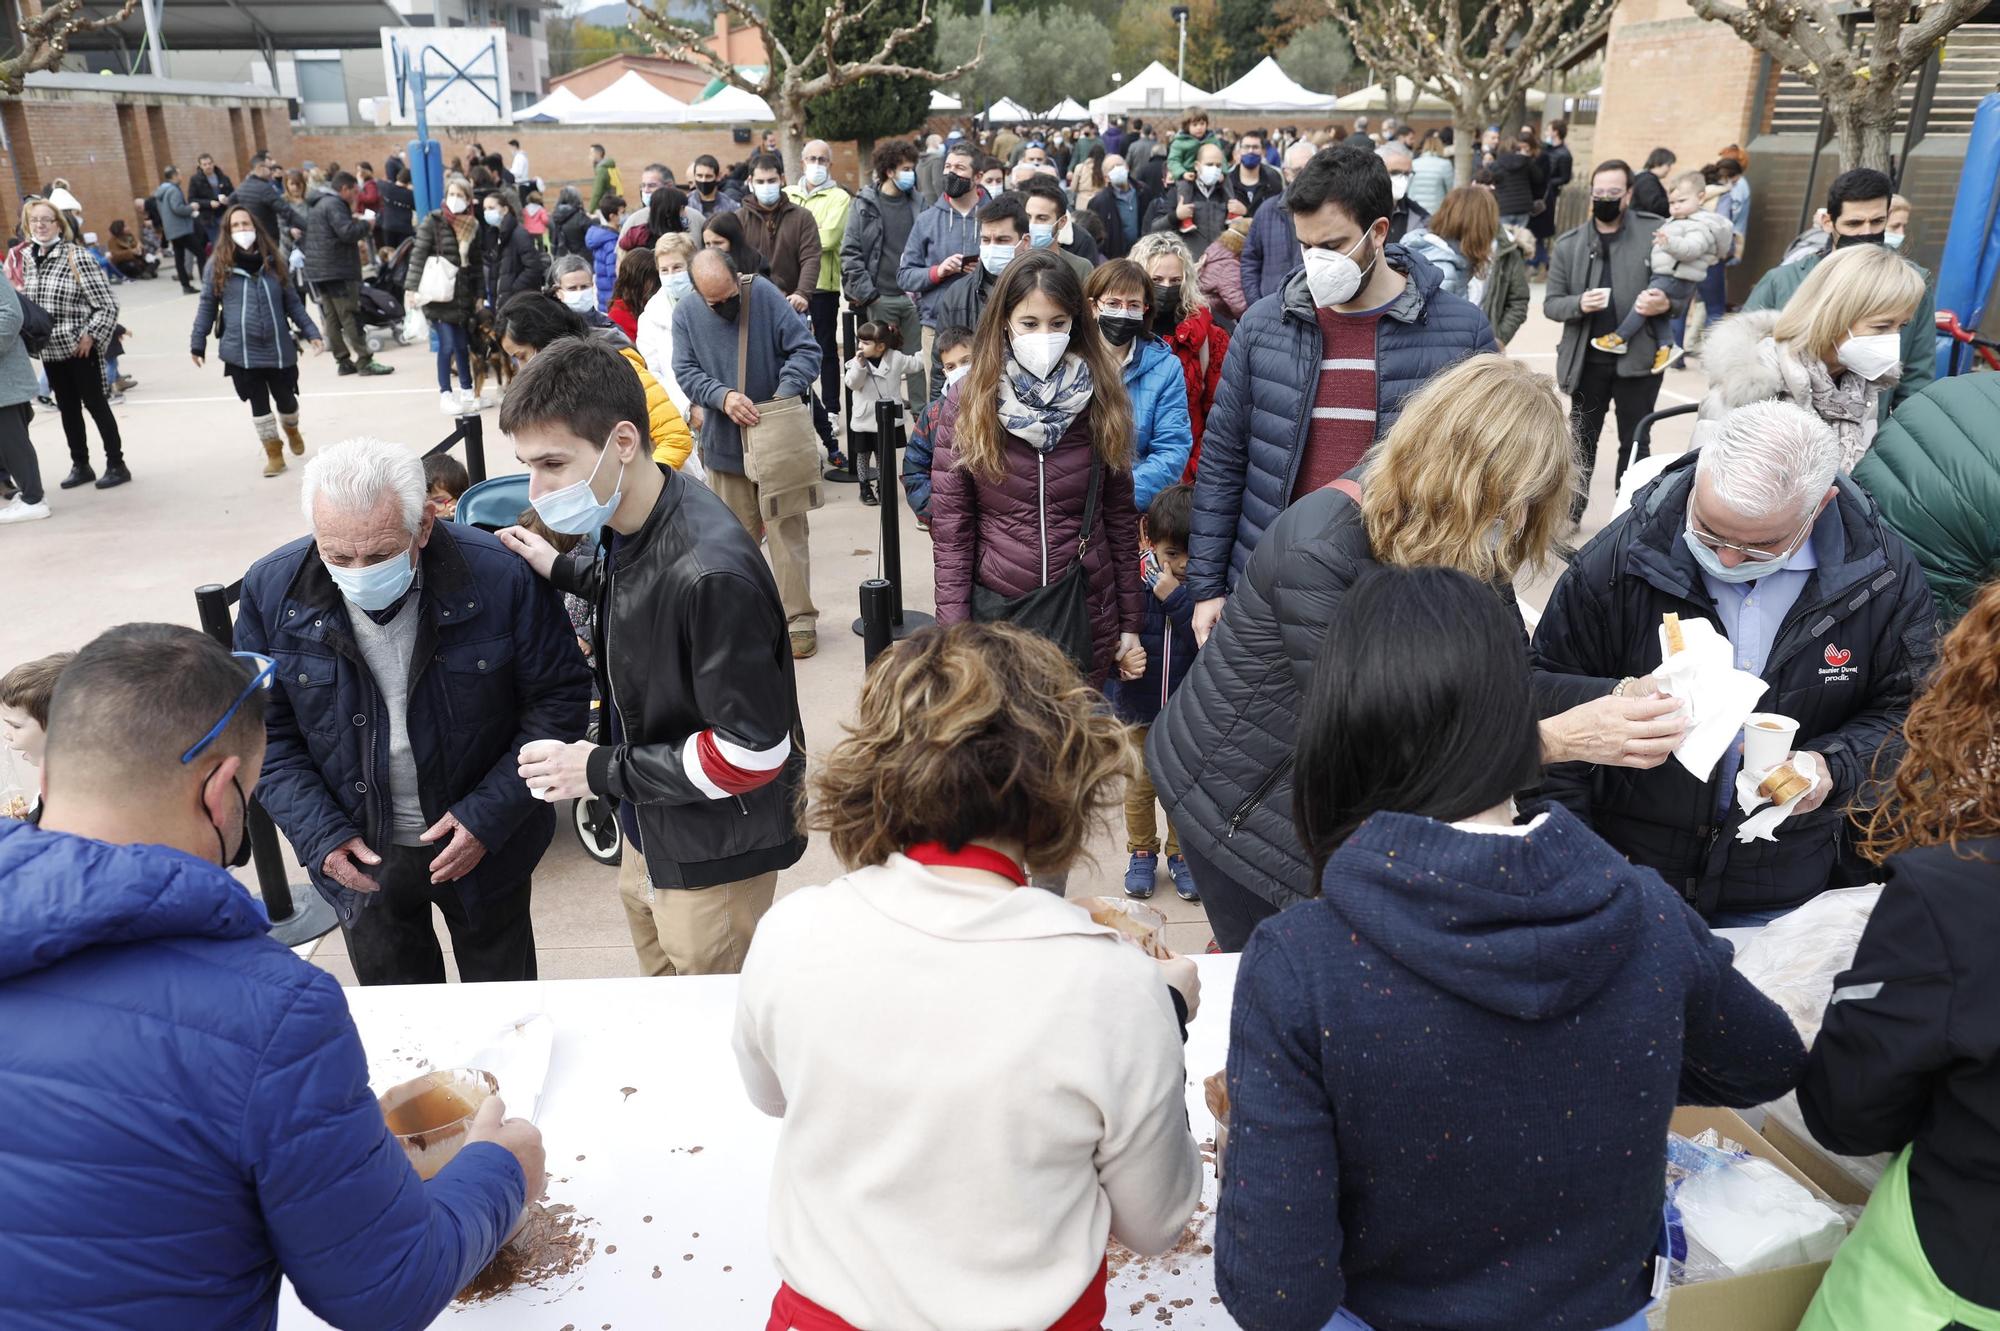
901, 325, 972, 524
1107, 484, 1200, 902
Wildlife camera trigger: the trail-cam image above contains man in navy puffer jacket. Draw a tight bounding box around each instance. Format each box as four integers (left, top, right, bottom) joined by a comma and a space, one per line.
1187, 146, 1495, 643
0, 624, 540, 1329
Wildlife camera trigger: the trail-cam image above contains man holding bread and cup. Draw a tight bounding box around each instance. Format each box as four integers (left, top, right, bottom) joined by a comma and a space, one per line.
1533, 400, 1937, 926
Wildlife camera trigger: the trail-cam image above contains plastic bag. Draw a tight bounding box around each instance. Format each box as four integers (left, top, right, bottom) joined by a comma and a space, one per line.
1674, 1155, 1846, 1276
1731, 884, 1882, 1043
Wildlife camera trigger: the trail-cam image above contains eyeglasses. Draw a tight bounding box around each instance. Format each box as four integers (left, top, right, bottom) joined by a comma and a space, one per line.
180, 651, 275, 765
1590, 190, 1627, 201
1687, 511, 1814, 564
1098, 298, 1146, 316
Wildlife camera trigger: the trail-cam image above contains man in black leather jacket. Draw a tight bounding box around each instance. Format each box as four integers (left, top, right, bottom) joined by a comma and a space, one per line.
499, 338, 807, 976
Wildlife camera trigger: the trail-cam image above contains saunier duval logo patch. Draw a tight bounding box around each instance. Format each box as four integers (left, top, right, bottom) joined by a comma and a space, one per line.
1820, 643, 1858, 680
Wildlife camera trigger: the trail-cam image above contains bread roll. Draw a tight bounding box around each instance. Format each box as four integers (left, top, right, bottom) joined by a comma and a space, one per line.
1663, 612, 1685, 655
1758, 763, 1813, 806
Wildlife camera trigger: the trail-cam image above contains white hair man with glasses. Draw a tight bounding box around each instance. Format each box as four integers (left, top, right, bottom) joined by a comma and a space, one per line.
1532, 399, 1937, 927
0, 622, 546, 1326
234, 436, 591, 984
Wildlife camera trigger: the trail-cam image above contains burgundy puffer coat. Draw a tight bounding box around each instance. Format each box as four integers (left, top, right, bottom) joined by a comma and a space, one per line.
930, 389, 1145, 686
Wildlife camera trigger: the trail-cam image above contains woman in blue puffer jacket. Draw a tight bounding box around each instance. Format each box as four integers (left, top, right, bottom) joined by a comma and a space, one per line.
586, 193, 626, 311
1085, 259, 1193, 511
191, 205, 322, 479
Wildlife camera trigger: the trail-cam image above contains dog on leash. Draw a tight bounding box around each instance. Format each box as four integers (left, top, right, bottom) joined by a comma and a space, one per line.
468, 307, 513, 404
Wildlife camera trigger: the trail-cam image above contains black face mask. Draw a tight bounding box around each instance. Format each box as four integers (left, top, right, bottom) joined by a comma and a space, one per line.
943, 173, 973, 199
711, 295, 742, 322
1098, 311, 1144, 347
696, 180, 718, 196
1151, 285, 1181, 328
1592, 197, 1625, 225
206, 765, 253, 869
1834, 229, 1886, 249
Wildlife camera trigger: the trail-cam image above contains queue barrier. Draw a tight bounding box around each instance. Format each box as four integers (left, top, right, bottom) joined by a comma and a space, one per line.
190, 415, 489, 947
853, 398, 936, 666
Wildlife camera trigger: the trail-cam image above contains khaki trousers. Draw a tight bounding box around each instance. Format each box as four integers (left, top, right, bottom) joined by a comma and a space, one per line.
1123, 724, 1180, 857
618, 852, 777, 977
707, 465, 819, 632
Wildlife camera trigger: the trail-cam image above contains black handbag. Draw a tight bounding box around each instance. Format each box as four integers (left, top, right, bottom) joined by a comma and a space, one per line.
970, 458, 1101, 676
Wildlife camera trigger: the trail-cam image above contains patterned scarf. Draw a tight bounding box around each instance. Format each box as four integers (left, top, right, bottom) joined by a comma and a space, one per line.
1761, 336, 1883, 472
996, 351, 1094, 451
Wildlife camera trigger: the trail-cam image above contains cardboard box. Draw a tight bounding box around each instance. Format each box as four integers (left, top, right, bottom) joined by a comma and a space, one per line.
1661, 1106, 1837, 1331
1759, 1112, 1877, 1207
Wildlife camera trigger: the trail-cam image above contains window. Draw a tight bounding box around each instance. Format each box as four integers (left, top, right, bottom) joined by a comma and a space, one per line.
514, 5, 533, 36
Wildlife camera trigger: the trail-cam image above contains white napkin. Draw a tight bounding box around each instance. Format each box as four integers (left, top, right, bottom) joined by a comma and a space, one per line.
1657, 618, 1769, 781
1734, 760, 1824, 844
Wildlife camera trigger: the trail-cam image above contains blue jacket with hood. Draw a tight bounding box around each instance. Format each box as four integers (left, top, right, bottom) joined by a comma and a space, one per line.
1123, 334, 1195, 512
0, 819, 526, 1329
1213, 805, 1807, 1331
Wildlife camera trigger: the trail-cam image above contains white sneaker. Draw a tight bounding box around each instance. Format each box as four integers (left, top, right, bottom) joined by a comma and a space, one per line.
0, 496, 52, 524
439, 391, 461, 416
457, 388, 479, 414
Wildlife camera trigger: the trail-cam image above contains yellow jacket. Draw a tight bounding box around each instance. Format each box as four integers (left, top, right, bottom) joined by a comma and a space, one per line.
784, 181, 851, 293
619, 346, 693, 469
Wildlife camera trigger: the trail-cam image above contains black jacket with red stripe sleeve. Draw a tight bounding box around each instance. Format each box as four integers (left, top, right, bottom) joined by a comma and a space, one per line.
555, 467, 807, 889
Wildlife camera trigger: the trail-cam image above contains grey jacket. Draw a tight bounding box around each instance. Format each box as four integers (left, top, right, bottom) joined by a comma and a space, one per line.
897, 193, 985, 328
154, 180, 195, 241
669, 274, 821, 476
1545, 210, 1673, 392
0, 280, 39, 407
840, 185, 916, 309
302, 186, 369, 284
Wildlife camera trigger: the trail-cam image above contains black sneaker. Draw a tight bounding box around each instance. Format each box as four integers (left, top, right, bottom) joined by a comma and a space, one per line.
35, 394, 53, 407
93, 464, 131, 489
336, 362, 358, 377
859, 480, 880, 506
359, 360, 396, 376
58, 465, 95, 489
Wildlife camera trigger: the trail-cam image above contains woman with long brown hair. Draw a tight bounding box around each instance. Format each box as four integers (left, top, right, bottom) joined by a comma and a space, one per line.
1794, 579, 2000, 1331
929, 249, 1145, 690
189, 207, 325, 477
734, 621, 1202, 1331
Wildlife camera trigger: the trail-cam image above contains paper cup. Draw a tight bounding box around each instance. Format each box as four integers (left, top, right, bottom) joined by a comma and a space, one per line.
1742, 713, 1799, 775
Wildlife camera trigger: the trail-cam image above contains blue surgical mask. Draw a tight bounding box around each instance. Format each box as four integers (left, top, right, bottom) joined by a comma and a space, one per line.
980, 242, 1016, 276
1240, 151, 1263, 170
532, 433, 626, 537
1683, 521, 1795, 585
894, 168, 916, 192
752, 182, 782, 207
664, 270, 693, 303
641, 188, 655, 208
483, 208, 504, 228
326, 549, 416, 612
1028, 221, 1056, 249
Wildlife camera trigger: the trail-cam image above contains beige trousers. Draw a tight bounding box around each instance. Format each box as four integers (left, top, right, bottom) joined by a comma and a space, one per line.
618, 851, 778, 977
707, 466, 819, 632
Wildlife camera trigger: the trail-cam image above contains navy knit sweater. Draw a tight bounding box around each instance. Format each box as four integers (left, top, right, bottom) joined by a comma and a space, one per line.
1214, 804, 1807, 1331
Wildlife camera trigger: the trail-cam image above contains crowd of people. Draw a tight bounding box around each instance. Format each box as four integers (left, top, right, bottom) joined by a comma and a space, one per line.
5, 103, 2000, 1331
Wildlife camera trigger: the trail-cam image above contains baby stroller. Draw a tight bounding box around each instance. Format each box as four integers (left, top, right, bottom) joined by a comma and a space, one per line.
360, 237, 414, 355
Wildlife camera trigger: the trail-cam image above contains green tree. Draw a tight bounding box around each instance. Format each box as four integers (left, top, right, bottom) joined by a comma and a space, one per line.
1277, 21, 1358, 94
1114, 0, 1231, 92
936, 6, 1112, 113
769, 0, 937, 146
545, 17, 651, 77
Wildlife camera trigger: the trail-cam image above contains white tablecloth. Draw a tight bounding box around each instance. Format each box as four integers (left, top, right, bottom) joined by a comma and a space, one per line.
281, 954, 1245, 1330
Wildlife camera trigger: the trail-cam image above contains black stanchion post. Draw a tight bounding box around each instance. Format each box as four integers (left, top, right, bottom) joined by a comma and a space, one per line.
461, 412, 487, 485
191, 582, 339, 948
850, 401, 936, 643
859, 579, 894, 665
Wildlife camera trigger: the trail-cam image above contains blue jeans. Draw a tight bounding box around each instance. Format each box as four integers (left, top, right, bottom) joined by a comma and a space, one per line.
433, 319, 471, 392
1326, 1305, 1649, 1331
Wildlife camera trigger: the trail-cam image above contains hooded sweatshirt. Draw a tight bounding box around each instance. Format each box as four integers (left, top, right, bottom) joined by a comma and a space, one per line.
0, 819, 525, 1329
1214, 804, 1806, 1331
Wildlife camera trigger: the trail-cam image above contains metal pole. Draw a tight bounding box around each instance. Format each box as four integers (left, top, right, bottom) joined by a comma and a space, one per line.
1176, 18, 1187, 93
138, 0, 166, 78
859, 579, 894, 664
827, 306, 858, 482
849, 400, 935, 642
462, 412, 487, 484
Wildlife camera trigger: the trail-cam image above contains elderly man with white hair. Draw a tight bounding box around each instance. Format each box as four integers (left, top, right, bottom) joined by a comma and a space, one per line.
1533, 399, 1937, 926
1375, 140, 1430, 241
235, 437, 592, 983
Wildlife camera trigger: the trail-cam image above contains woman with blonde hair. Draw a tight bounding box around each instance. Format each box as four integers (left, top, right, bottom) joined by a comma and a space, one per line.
1795, 579, 2000, 1331
1687, 243, 1927, 471
19, 197, 128, 489
931, 250, 1146, 690
734, 621, 1203, 1330
1149, 354, 1690, 947
1408, 130, 1455, 211
635, 231, 697, 422
1129, 230, 1229, 472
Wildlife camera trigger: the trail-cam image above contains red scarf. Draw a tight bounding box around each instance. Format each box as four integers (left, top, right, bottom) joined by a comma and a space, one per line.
903, 839, 1028, 885
767, 1260, 1109, 1331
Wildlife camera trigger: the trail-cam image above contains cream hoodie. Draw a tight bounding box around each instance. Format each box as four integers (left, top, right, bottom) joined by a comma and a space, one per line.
734, 855, 1202, 1330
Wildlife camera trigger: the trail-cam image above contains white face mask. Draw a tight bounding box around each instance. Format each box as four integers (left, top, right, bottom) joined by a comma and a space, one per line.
444, 195, 468, 215
803, 163, 829, 188
1885, 231, 1906, 251
1836, 331, 1902, 382
943, 363, 970, 388
230, 229, 258, 249
980, 242, 1017, 276
1108, 166, 1130, 187
483, 208, 504, 228
1390, 174, 1411, 202
560, 287, 596, 313
1303, 231, 1376, 308
1197, 164, 1222, 188
752, 182, 782, 207
1010, 330, 1069, 379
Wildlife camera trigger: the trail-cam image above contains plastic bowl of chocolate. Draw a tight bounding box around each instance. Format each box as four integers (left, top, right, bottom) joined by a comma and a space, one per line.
379, 1067, 500, 1181
1074, 895, 1171, 959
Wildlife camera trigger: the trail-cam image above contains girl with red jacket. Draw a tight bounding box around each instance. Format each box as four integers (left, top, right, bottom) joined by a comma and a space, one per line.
1131, 232, 1229, 479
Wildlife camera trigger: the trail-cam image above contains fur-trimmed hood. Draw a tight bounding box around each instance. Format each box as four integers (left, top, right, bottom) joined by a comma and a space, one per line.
1698, 309, 1787, 407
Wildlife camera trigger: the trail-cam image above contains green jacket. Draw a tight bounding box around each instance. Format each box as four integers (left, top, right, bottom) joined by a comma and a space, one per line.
589, 156, 621, 213
1480, 228, 1531, 345
1852, 371, 2000, 629
1742, 249, 1936, 414
1164, 131, 1221, 182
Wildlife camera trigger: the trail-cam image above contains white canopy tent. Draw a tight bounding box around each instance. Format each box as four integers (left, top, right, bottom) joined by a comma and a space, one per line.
980, 96, 1035, 123
680, 84, 775, 123
512, 84, 585, 122
1086, 61, 1210, 117
1331, 76, 1452, 114
1043, 95, 1090, 122
930, 89, 963, 112
1208, 56, 1337, 113
568, 70, 687, 123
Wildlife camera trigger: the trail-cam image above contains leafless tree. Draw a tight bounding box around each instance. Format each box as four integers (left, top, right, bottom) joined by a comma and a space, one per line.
1685, 0, 1984, 171
1333, 0, 1616, 185
627, 0, 982, 168
1, 0, 139, 94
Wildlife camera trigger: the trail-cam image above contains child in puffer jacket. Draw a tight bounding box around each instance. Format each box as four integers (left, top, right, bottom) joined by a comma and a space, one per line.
585, 195, 625, 312
1593, 171, 1736, 371
844, 318, 916, 508
1105, 484, 1200, 903
901, 325, 973, 527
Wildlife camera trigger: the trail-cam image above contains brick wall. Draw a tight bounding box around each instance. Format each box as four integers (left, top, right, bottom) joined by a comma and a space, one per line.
1593, 0, 1767, 177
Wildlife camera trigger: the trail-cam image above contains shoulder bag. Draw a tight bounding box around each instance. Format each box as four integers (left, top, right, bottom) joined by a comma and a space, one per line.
971, 457, 1101, 676
416, 216, 460, 305
734, 275, 825, 520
